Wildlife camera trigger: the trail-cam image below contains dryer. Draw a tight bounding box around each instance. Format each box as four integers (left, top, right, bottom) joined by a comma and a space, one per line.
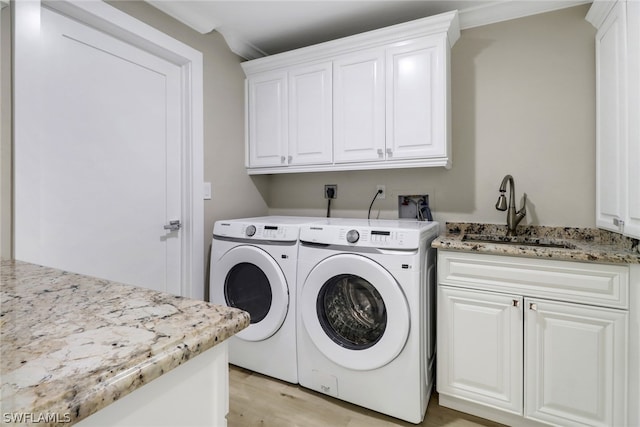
296, 218, 439, 423
210, 216, 320, 383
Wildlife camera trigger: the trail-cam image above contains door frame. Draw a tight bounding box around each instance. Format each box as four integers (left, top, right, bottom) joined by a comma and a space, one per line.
14, 0, 204, 299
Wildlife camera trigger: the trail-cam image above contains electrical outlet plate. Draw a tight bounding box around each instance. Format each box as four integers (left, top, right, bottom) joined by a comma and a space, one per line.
324, 184, 337, 199
376, 185, 386, 200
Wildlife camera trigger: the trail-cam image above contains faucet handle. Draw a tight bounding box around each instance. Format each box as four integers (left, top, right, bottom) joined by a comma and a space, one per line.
518, 194, 527, 214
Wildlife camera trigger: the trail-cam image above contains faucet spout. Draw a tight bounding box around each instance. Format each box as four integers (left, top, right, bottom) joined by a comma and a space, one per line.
496, 175, 526, 236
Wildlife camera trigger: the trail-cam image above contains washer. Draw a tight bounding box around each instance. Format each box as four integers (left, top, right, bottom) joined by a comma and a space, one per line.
296, 218, 439, 423
210, 216, 320, 383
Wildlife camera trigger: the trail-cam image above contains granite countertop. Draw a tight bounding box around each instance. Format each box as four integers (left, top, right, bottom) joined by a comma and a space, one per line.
0, 260, 250, 426
432, 222, 640, 264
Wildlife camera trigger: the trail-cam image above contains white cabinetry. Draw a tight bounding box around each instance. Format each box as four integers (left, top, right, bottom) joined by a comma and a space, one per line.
437, 251, 630, 427
246, 63, 332, 168
246, 71, 288, 168
242, 12, 459, 174
386, 37, 449, 162
333, 50, 385, 163
587, 0, 640, 239
289, 62, 333, 165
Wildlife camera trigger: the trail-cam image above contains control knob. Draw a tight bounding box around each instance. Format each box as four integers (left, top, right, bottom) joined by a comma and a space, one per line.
346, 229, 360, 243
245, 225, 257, 237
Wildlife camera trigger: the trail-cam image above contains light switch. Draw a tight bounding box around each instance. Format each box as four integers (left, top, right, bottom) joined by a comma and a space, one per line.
203, 182, 212, 200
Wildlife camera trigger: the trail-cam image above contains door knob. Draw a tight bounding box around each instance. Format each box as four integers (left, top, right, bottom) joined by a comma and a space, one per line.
164, 220, 181, 231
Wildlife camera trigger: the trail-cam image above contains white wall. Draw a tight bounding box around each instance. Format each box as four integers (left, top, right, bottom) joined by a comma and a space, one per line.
268, 5, 597, 228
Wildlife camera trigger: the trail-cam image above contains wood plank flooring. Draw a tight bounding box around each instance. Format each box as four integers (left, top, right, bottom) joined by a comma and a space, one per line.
228, 366, 505, 427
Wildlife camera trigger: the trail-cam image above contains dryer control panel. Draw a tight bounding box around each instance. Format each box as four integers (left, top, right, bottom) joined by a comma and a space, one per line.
214, 221, 299, 242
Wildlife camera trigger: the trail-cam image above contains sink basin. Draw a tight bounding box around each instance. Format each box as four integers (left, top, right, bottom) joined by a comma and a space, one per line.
461, 234, 577, 249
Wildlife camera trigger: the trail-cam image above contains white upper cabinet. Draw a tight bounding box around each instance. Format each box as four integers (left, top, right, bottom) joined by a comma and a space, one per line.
246, 70, 288, 168
386, 36, 449, 163
288, 62, 333, 165
242, 11, 460, 174
333, 50, 385, 163
588, 0, 640, 239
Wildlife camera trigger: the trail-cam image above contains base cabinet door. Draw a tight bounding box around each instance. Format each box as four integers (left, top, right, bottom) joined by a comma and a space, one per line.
524, 298, 628, 427
437, 286, 523, 414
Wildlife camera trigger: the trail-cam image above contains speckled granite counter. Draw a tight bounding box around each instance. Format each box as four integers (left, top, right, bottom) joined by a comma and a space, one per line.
432, 222, 640, 264
0, 260, 250, 426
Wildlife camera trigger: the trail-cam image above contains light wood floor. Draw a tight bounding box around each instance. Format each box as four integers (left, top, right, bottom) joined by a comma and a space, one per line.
228, 366, 505, 427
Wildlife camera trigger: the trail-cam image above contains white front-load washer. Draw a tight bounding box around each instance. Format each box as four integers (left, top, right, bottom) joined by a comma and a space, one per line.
296, 218, 439, 423
210, 216, 320, 383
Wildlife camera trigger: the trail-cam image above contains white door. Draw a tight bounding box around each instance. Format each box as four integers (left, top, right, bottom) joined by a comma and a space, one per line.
247, 70, 289, 168
524, 298, 628, 427
14, 3, 185, 295
288, 62, 333, 165
437, 286, 524, 415
333, 50, 385, 163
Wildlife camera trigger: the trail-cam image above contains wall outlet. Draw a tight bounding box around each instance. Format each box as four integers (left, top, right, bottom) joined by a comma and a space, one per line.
324, 184, 337, 199
376, 185, 386, 200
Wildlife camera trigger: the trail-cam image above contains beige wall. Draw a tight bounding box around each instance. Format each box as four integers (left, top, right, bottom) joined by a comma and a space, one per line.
268, 5, 597, 228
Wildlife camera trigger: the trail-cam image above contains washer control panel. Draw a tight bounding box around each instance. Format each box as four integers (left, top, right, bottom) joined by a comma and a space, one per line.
301, 224, 431, 250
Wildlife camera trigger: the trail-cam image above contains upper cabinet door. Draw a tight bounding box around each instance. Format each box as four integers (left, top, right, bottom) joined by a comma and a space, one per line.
623, 0, 640, 238
594, 2, 626, 234
247, 70, 289, 168
386, 37, 448, 162
333, 50, 385, 163
289, 62, 333, 165
590, 0, 640, 239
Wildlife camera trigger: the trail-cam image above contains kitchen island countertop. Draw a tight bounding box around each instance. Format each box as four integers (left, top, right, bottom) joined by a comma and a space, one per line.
0, 260, 250, 426
432, 222, 640, 264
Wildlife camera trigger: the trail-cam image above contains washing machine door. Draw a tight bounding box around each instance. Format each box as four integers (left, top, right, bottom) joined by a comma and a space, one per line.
300, 253, 410, 371
211, 245, 288, 342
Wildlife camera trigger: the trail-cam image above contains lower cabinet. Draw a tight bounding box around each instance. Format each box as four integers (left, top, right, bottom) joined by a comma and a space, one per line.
437, 251, 630, 427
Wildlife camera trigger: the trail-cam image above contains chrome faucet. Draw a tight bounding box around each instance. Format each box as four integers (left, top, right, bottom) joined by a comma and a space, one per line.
495, 174, 527, 236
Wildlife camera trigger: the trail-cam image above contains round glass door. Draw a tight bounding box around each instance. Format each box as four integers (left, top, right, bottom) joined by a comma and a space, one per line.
317, 274, 387, 350
211, 245, 288, 342
300, 254, 409, 371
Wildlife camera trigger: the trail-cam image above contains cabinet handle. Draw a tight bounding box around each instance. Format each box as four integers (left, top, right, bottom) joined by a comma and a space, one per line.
280, 156, 286, 164
613, 217, 625, 228
377, 148, 384, 158
529, 302, 537, 311
512, 299, 519, 307
386, 148, 393, 157
288, 155, 292, 164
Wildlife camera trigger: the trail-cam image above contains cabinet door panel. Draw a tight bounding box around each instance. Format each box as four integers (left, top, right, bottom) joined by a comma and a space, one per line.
386, 37, 446, 160
333, 50, 385, 163
437, 286, 523, 414
247, 71, 288, 167
624, 0, 640, 239
289, 62, 333, 165
595, 2, 626, 233
525, 298, 627, 427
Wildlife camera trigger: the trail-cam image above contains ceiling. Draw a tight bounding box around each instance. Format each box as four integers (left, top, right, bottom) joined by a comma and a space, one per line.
146, 1, 590, 60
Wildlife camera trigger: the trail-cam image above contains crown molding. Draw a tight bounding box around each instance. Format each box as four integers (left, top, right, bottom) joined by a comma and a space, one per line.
459, 1, 592, 30
147, 0, 593, 60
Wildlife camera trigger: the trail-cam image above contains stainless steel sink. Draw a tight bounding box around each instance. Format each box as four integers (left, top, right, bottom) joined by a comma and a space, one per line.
461, 234, 577, 249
